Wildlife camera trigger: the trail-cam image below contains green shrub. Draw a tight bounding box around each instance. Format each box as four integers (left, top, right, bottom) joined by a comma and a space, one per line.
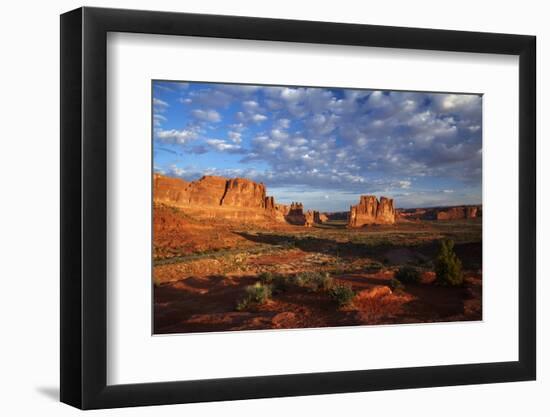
246, 282, 272, 303
236, 282, 272, 311
292, 271, 335, 292
293, 271, 315, 287
258, 271, 275, 284
394, 266, 421, 284
435, 239, 463, 286
308, 272, 335, 292
389, 278, 404, 292
329, 283, 355, 307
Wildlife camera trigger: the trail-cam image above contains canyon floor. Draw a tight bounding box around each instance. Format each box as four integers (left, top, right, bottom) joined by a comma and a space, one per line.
153, 205, 482, 334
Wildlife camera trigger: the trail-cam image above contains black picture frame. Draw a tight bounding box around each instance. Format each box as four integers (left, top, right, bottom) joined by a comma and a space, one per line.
60, 6, 536, 410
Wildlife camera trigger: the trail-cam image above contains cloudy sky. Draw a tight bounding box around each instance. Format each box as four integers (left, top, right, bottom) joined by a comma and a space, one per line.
153, 80, 482, 211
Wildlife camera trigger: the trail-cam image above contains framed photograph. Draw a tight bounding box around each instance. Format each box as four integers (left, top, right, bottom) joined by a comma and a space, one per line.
60, 6, 536, 409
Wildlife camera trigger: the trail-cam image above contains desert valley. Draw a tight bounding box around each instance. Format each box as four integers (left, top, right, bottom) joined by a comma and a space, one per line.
153, 173, 482, 334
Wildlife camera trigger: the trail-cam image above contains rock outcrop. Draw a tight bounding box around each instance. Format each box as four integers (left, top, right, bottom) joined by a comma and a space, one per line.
304, 210, 315, 227
154, 174, 309, 225
313, 211, 328, 224
436, 205, 481, 220
397, 205, 482, 221
348, 195, 396, 227
285, 202, 307, 225
221, 178, 266, 209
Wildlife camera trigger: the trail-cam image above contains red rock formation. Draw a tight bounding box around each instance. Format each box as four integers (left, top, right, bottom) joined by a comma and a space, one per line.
313, 211, 328, 224
304, 210, 315, 227
436, 207, 465, 220
221, 178, 266, 208
153, 174, 191, 206
466, 206, 478, 218
348, 195, 395, 227
377, 197, 395, 223
285, 202, 307, 225
154, 174, 310, 225
436, 206, 481, 220
275, 203, 290, 216
397, 205, 482, 221
264, 196, 275, 211
188, 175, 228, 206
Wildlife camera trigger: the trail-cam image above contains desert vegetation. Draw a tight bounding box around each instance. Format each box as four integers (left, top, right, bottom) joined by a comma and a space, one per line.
153, 175, 482, 334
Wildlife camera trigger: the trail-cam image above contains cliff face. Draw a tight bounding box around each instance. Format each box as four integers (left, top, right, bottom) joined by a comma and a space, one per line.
436, 206, 481, 220
155, 174, 266, 209
154, 174, 303, 224
221, 178, 266, 209
348, 195, 396, 227
397, 205, 482, 221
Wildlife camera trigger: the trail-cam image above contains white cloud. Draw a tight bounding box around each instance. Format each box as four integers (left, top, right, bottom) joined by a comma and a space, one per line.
155, 84, 482, 208
153, 97, 168, 107
275, 118, 291, 129
438, 94, 480, 111
153, 97, 169, 113
153, 114, 167, 127
228, 131, 242, 143
191, 109, 222, 122
271, 128, 289, 141
206, 139, 242, 153
243, 100, 260, 111
156, 128, 199, 144
251, 114, 268, 123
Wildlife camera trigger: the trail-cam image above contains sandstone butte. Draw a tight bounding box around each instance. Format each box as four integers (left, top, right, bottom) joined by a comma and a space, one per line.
154, 173, 307, 225
348, 195, 396, 227
154, 173, 480, 227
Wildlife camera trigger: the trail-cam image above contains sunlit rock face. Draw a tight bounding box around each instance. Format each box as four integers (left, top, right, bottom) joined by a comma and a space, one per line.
348, 195, 396, 227
221, 178, 267, 209
153, 174, 304, 224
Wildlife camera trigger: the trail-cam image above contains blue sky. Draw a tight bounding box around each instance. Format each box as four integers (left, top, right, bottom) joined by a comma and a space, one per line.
153, 80, 482, 211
